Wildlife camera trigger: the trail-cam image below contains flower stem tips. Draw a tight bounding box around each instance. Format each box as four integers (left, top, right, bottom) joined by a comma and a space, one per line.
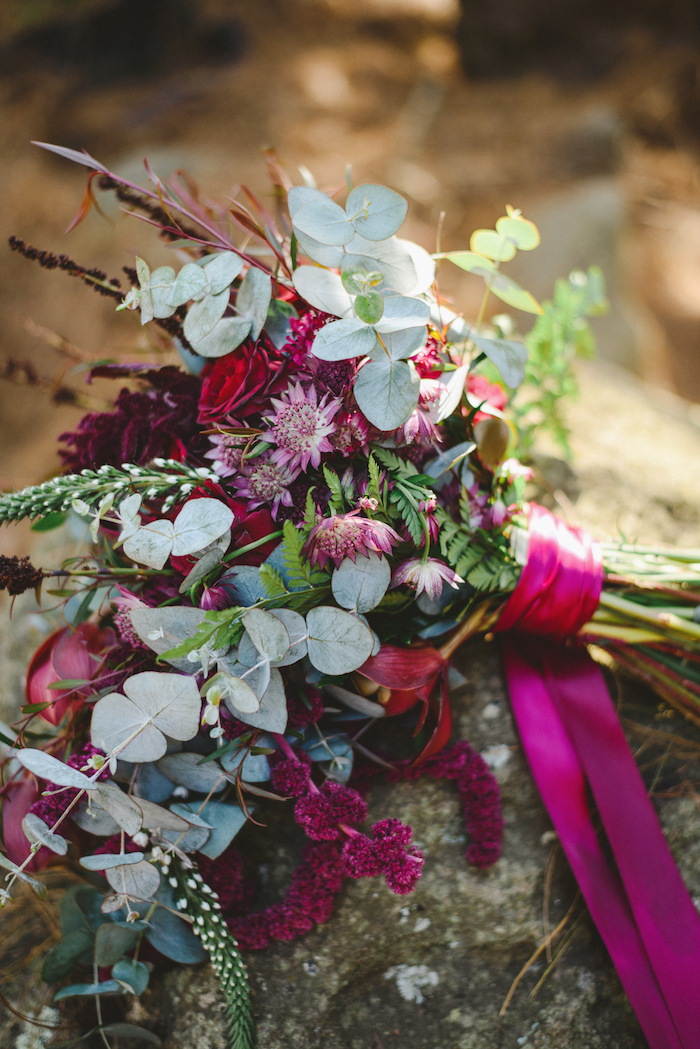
163, 855, 255, 1049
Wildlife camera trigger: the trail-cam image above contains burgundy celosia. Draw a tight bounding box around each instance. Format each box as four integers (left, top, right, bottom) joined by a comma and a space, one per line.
229, 842, 345, 950
294, 781, 367, 840
269, 751, 313, 798
59, 366, 201, 471
341, 817, 424, 895
399, 740, 504, 869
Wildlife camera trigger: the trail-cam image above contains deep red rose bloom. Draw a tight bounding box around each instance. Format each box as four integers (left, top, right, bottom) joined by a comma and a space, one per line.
198, 335, 287, 425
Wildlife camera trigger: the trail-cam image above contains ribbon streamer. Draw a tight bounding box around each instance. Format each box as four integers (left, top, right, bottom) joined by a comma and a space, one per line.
496, 505, 700, 1049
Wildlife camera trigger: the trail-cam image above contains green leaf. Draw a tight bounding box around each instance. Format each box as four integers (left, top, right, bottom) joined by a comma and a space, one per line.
282, 519, 313, 588
470, 229, 516, 262
437, 251, 495, 275
293, 193, 354, 245
354, 291, 384, 325
496, 213, 540, 250
469, 334, 528, 388
323, 466, 345, 513
259, 563, 288, 597
353, 358, 420, 431
488, 272, 542, 315
31, 511, 69, 532
54, 980, 122, 1001
112, 958, 150, 996
312, 318, 377, 361
47, 679, 88, 690
94, 922, 139, 967
346, 183, 407, 241
42, 928, 94, 983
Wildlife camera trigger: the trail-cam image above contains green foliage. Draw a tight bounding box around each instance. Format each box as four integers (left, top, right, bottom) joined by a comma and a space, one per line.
323, 466, 345, 514
370, 447, 435, 546
259, 563, 288, 597
513, 267, 608, 458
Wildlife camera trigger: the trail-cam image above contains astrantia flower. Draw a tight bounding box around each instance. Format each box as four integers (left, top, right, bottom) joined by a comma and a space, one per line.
390, 557, 463, 600
305, 511, 400, 570
266, 382, 341, 473
231, 456, 298, 518
329, 409, 370, 455
204, 430, 248, 478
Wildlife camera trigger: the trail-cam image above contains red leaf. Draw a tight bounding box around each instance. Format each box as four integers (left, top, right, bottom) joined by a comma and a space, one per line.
3, 774, 41, 868
411, 668, 453, 766
359, 644, 445, 690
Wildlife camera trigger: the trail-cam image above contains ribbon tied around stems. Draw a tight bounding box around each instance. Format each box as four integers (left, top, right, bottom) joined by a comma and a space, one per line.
495, 504, 700, 1049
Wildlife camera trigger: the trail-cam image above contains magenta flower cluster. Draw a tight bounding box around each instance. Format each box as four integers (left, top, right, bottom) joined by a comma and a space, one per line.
341, 817, 424, 895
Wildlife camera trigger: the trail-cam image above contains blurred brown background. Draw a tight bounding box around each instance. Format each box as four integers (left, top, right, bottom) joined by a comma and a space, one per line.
2, 0, 700, 521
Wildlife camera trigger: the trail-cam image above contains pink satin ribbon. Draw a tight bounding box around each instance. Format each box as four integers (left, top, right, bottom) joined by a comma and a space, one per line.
495, 505, 700, 1049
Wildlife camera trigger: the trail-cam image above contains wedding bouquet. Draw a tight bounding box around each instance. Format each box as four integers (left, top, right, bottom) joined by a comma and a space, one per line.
2, 144, 700, 1049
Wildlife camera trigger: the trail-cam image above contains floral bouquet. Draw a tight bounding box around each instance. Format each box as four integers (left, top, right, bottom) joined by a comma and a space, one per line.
2, 144, 700, 1049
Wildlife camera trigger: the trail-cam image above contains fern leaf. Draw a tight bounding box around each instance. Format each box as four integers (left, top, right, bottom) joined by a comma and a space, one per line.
323, 466, 345, 513
259, 563, 288, 597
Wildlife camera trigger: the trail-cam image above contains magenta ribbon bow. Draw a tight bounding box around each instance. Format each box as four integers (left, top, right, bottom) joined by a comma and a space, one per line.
495, 504, 700, 1049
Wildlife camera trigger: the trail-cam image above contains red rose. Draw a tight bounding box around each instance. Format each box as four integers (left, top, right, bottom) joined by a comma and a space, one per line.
26, 622, 114, 726
198, 336, 287, 425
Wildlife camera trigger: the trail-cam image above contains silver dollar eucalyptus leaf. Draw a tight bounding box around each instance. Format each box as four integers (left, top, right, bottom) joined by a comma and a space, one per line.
306, 607, 374, 675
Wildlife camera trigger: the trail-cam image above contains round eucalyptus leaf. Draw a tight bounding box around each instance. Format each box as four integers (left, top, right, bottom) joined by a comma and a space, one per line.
220, 746, 271, 783
212, 669, 261, 714
170, 498, 234, 558
123, 519, 174, 571
201, 251, 244, 295
157, 752, 226, 794
133, 797, 189, 833
485, 272, 542, 315
242, 607, 290, 663
183, 287, 230, 344
470, 229, 517, 262
149, 266, 177, 319
292, 267, 353, 318
167, 263, 208, 308
219, 565, 267, 607
129, 606, 207, 672
306, 606, 374, 674
495, 214, 540, 250
94, 783, 143, 836
172, 800, 248, 859
374, 295, 430, 334
354, 291, 384, 325
288, 185, 324, 216
80, 852, 145, 871
438, 251, 495, 275
226, 668, 287, 733
469, 334, 528, 388
368, 326, 426, 361
15, 748, 94, 790
331, 552, 391, 613
160, 823, 209, 853
54, 980, 123, 1002
293, 228, 344, 267
146, 885, 206, 963
312, 318, 377, 361
342, 234, 417, 294
353, 358, 420, 431
268, 608, 308, 666
189, 316, 251, 358
346, 183, 407, 241
106, 860, 160, 901
235, 632, 260, 668
293, 196, 354, 246
237, 268, 272, 340
91, 673, 201, 764
22, 813, 69, 855
112, 958, 150, 996
72, 799, 121, 836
